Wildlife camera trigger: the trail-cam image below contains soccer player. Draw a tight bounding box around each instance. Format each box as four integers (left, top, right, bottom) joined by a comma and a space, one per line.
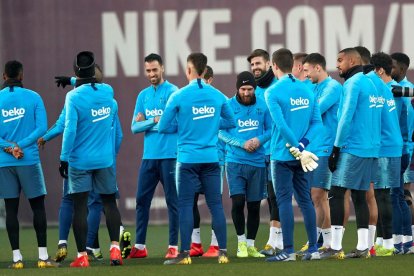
190, 65, 223, 258
390, 52, 414, 253
159, 52, 235, 265
247, 49, 283, 255
0, 60, 58, 268
292, 52, 315, 92
264, 48, 322, 262
219, 71, 272, 258
130, 53, 179, 259
60, 51, 123, 267
323, 48, 381, 259
368, 52, 403, 256
38, 64, 130, 262
302, 53, 342, 251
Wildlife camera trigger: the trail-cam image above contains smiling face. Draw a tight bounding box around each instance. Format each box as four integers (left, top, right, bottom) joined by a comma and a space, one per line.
303, 62, 319, 84
250, 56, 269, 78
144, 60, 164, 85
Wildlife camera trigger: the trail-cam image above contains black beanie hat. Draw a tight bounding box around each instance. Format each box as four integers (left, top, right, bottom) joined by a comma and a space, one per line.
236, 71, 257, 90
74, 51, 95, 78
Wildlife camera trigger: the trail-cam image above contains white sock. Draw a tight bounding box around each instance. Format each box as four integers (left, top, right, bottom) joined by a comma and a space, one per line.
211, 230, 218, 246
237, 234, 246, 243
120, 225, 125, 234
393, 234, 402, 245
192, 228, 201, 244
368, 225, 376, 248
356, 228, 369, 251
168, 245, 178, 249
12, 249, 22, 262
275, 227, 283, 249
38, 247, 48, 260
135, 244, 146, 250
267, 227, 276, 248
92, 248, 101, 254
375, 237, 383, 246
383, 238, 394, 250
322, 228, 332, 248
110, 244, 120, 250
403, 235, 413, 243
246, 239, 255, 247
331, 225, 343, 250
342, 227, 346, 235
58, 240, 67, 245
317, 227, 322, 241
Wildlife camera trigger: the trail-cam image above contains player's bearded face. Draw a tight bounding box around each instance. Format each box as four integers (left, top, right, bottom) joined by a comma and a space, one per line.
250, 57, 268, 78
145, 61, 164, 85
238, 86, 255, 105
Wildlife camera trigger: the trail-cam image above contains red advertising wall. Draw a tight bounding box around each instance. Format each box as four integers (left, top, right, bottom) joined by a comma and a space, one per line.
1, 0, 413, 224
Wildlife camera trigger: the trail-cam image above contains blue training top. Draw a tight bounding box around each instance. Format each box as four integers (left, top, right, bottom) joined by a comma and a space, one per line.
255, 77, 277, 156
158, 78, 235, 163
131, 80, 178, 159
265, 74, 322, 161
307, 76, 341, 157
366, 72, 402, 157
219, 96, 272, 167
0, 86, 47, 167
334, 72, 381, 157
60, 83, 118, 170
398, 77, 414, 154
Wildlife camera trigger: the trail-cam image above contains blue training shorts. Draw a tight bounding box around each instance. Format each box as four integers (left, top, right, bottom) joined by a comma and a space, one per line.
310, 156, 332, 190
331, 153, 377, 191
226, 162, 265, 202
0, 163, 46, 199
374, 157, 401, 189
68, 166, 117, 194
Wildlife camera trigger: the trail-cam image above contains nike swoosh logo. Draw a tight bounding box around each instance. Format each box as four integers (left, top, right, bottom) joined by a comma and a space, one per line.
327, 196, 333, 200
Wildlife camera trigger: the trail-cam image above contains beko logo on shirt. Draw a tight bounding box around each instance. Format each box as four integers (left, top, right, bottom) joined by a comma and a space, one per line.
2, 107, 25, 123
369, 95, 382, 108
145, 109, 163, 117
238, 119, 259, 132
192, 106, 215, 120
387, 99, 396, 112
91, 107, 111, 122
290, 97, 309, 111
376, 96, 385, 108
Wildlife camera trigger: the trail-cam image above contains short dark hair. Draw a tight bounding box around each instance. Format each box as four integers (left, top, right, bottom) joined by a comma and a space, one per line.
354, 46, 371, 65
339, 47, 360, 56
303, 53, 326, 70
144, 53, 163, 65
187, 53, 207, 76
371, 52, 393, 75
4, 60, 23, 79
293, 52, 308, 64
272, 48, 293, 73
391, 52, 410, 68
204, 65, 214, 80
247, 49, 270, 63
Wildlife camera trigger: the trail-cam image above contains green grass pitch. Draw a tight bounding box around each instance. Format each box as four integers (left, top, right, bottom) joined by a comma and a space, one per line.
1, 222, 414, 275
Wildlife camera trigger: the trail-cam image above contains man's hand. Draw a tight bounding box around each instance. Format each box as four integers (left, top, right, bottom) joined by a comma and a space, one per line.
328, 146, 341, 173
3, 145, 23, 159
135, 113, 145, 122
12, 146, 24, 159
298, 150, 319, 172
59, 161, 69, 179
243, 140, 256, 152
250, 138, 260, 150
153, 116, 160, 124
37, 137, 46, 150
55, 76, 72, 88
